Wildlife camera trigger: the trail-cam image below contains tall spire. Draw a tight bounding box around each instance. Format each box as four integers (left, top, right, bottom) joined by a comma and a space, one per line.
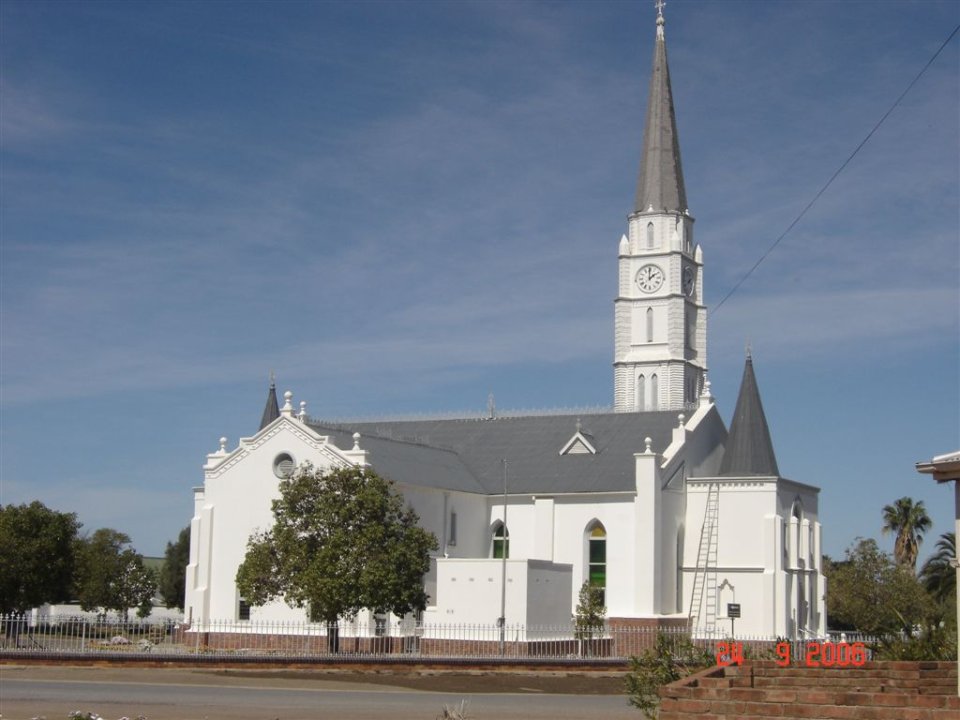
634, 1, 687, 214
719, 354, 780, 477
259, 372, 280, 430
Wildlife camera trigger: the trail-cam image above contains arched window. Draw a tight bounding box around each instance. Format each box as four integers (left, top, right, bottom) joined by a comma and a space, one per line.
646, 307, 654, 343
650, 374, 659, 410
792, 502, 803, 568
782, 519, 789, 565
492, 522, 509, 559
587, 523, 607, 604
637, 374, 646, 411
646, 222, 655, 250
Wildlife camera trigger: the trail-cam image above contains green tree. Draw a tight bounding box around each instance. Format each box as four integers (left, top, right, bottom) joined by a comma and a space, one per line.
573, 580, 607, 656
236, 465, 438, 646
75, 528, 156, 620
574, 581, 606, 633
882, 496, 932, 570
825, 538, 933, 635
919, 532, 956, 605
159, 525, 190, 610
0, 501, 81, 615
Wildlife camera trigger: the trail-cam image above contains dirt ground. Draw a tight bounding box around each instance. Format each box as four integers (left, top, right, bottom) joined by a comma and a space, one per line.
199, 667, 628, 694
1, 662, 629, 694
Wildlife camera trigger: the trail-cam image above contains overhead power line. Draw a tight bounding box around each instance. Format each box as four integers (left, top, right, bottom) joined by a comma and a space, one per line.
711, 23, 960, 316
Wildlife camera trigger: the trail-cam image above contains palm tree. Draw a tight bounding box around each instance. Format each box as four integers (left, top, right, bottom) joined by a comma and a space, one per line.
881, 497, 932, 570
920, 532, 956, 604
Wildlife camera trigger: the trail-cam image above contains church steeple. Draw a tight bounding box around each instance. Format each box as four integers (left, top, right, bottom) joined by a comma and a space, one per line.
613, 4, 705, 413
259, 373, 280, 430
634, 2, 687, 214
719, 353, 780, 477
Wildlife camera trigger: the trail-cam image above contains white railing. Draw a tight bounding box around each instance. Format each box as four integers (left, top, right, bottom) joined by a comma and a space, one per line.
0, 615, 879, 662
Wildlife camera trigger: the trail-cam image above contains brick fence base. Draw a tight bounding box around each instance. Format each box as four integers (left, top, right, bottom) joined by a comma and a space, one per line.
607, 616, 689, 657
195, 632, 616, 658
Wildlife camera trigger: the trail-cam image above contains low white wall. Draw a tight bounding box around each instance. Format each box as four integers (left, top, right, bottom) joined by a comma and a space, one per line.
31, 603, 184, 625
426, 558, 572, 628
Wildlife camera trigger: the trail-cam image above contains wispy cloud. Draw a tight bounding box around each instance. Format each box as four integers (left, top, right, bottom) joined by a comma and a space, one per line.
1, 0, 957, 556
711, 286, 959, 363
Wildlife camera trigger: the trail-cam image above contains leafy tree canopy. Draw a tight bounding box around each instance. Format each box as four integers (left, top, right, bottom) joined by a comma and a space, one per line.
236, 465, 439, 624
882, 496, 932, 570
75, 528, 156, 620
159, 525, 190, 610
920, 532, 956, 606
0, 501, 81, 615
825, 537, 934, 635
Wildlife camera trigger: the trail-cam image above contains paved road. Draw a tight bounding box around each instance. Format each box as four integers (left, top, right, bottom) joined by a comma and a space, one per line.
0, 666, 640, 720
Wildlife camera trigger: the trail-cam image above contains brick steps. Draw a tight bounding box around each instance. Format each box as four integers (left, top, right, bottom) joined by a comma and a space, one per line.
660, 660, 958, 719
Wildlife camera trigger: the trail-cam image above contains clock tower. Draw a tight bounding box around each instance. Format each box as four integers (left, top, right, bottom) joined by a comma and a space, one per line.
614, 6, 706, 412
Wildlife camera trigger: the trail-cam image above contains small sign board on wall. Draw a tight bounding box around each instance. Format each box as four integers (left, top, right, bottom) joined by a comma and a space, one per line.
727, 603, 741, 618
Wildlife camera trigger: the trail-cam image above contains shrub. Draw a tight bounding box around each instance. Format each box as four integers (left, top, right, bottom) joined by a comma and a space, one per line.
625, 632, 713, 719
874, 623, 958, 661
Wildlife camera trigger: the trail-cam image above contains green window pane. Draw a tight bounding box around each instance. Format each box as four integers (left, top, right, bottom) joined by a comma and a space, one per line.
589, 541, 606, 563
589, 567, 606, 587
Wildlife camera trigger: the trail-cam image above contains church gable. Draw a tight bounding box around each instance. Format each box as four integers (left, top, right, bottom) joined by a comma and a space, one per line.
558, 421, 598, 456
203, 414, 359, 482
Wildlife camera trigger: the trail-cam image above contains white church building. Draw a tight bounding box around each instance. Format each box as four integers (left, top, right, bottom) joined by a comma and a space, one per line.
185, 8, 826, 641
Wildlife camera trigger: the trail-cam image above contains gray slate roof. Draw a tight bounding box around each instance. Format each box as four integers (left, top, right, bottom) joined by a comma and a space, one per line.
718, 355, 781, 477
259, 382, 280, 431
310, 412, 682, 496
634, 20, 687, 214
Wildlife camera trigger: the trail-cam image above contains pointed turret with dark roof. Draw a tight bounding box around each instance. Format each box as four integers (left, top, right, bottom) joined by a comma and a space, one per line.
259, 374, 280, 430
719, 353, 780, 477
634, 5, 687, 214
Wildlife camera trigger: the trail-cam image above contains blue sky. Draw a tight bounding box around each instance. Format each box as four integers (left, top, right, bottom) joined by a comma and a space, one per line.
2, 0, 957, 561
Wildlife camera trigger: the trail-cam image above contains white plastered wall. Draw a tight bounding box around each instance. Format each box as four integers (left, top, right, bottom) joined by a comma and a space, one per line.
187, 418, 357, 623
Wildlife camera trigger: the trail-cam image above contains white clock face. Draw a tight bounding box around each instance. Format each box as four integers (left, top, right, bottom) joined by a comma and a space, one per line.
683, 266, 695, 296
636, 264, 664, 293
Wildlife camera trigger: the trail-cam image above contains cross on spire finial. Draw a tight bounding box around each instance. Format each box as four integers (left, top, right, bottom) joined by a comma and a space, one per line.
655, 0, 666, 36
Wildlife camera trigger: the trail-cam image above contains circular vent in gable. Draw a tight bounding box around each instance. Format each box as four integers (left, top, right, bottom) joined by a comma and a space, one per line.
273, 453, 295, 479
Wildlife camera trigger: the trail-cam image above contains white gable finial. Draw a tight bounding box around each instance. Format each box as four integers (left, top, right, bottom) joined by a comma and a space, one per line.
218, 436, 228, 454
644, 436, 653, 454
678, 413, 685, 428
576, 417, 582, 433
298, 401, 307, 422
700, 378, 714, 405
352, 432, 361, 451
281, 390, 293, 416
